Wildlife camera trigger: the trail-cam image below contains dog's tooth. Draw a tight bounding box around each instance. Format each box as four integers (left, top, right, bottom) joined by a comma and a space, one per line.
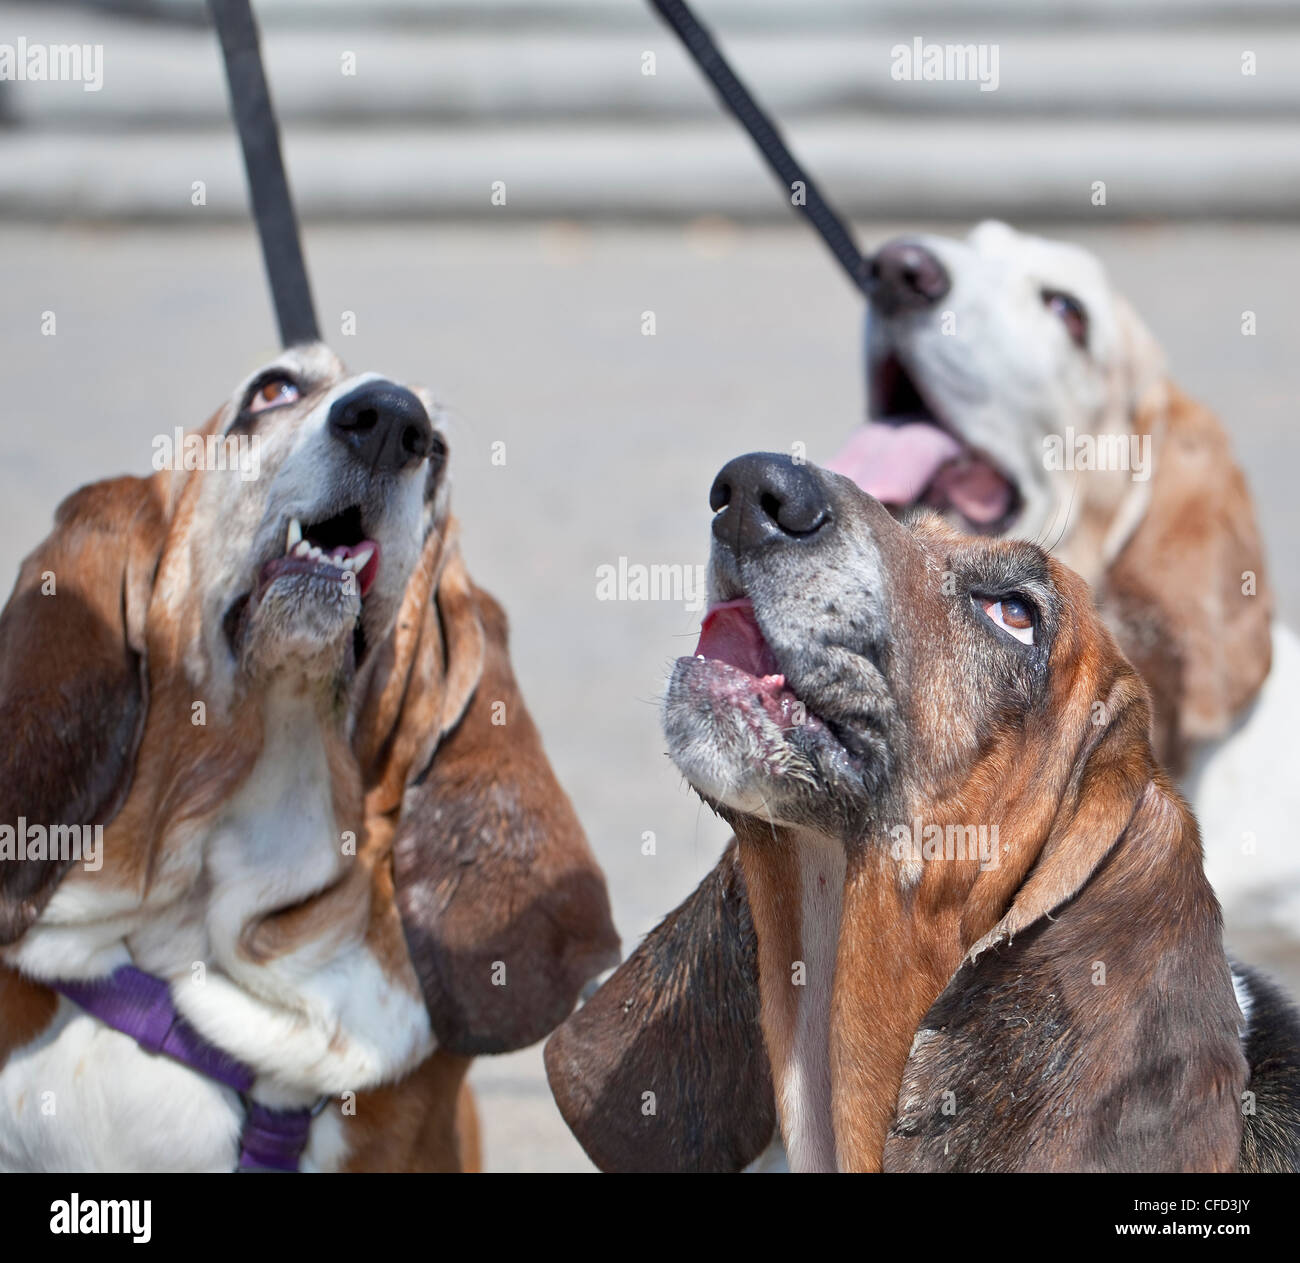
285, 518, 302, 552
293, 539, 312, 558
351, 545, 375, 573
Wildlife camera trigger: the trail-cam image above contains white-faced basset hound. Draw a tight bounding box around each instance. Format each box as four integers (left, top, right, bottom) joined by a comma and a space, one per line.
546, 454, 1300, 1173
824, 222, 1297, 976
0, 343, 618, 1172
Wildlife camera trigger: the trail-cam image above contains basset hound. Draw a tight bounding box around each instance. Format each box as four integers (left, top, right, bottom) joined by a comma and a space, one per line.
825, 222, 1297, 975
0, 343, 618, 1172
546, 453, 1300, 1173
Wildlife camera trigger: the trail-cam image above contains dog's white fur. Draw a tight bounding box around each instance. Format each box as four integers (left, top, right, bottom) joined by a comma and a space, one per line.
863, 221, 1160, 583
0, 345, 444, 1171
861, 222, 1300, 970
1187, 622, 1300, 958
781, 829, 844, 1174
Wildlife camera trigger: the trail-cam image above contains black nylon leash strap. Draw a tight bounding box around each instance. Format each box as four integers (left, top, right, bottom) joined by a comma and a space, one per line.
647, 0, 869, 295
209, 0, 319, 346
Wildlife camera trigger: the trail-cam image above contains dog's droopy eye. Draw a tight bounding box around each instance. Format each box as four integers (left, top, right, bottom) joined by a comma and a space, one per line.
248, 376, 301, 415
1042, 289, 1088, 349
980, 596, 1035, 645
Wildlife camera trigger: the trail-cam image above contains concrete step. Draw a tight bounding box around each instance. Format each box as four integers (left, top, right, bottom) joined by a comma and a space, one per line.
6, 11, 1300, 125
84, 0, 1300, 31
5, 117, 1297, 221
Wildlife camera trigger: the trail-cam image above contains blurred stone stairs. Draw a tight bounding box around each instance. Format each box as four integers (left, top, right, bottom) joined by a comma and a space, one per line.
2, 0, 1298, 218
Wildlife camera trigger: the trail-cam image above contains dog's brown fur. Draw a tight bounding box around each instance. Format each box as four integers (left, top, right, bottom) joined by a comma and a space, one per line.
0, 418, 618, 1171
550, 490, 1260, 1172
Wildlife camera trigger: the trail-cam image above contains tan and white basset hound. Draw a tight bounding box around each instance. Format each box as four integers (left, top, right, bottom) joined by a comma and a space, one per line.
0, 343, 618, 1172
826, 222, 1295, 975
546, 454, 1300, 1173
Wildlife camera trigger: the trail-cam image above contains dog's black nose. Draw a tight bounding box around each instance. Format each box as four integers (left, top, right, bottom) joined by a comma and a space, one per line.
866, 239, 950, 314
328, 380, 434, 473
710, 453, 831, 552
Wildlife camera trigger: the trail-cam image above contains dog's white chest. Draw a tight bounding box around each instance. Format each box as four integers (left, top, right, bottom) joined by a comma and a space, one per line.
154, 689, 433, 1104
2, 688, 429, 1170
0, 998, 350, 1172
0, 999, 241, 1172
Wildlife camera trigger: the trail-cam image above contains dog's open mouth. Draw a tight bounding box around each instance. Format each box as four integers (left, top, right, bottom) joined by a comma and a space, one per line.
828, 352, 1021, 534
668, 597, 872, 807
223, 504, 382, 663
689, 598, 809, 730
257, 505, 380, 601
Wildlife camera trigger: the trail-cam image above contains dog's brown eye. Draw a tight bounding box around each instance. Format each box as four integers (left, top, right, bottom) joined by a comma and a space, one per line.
1042, 290, 1088, 349
248, 377, 300, 415
981, 597, 1035, 645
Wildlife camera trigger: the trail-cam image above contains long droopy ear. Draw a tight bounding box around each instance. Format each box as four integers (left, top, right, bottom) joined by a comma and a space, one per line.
886, 684, 1247, 1172
545, 841, 776, 1171
0, 477, 165, 944
1102, 381, 1272, 770
378, 537, 620, 1055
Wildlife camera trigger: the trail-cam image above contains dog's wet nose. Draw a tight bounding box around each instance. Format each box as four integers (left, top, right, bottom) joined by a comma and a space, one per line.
710, 452, 831, 551
867, 239, 950, 314
328, 380, 434, 473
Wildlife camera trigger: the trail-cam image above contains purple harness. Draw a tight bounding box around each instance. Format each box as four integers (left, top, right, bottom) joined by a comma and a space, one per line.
50, 965, 318, 1172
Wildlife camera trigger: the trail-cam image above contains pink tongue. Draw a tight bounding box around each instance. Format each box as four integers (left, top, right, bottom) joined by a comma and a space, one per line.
926, 460, 1013, 526
826, 422, 963, 507
324, 538, 381, 598
827, 423, 1014, 526
694, 599, 781, 677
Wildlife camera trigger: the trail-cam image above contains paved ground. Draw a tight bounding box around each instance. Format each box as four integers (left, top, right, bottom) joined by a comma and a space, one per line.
1, 219, 1297, 1170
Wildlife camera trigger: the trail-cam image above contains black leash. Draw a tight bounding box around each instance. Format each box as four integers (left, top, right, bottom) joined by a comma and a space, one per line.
647, 0, 870, 295
209, 0, 319, 346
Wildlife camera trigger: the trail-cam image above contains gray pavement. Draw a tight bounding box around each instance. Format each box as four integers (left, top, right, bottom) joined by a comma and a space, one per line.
1, 220, 1298, 1169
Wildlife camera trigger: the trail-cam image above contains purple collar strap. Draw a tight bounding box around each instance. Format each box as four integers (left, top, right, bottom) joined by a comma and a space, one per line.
50, 964, 318, 1172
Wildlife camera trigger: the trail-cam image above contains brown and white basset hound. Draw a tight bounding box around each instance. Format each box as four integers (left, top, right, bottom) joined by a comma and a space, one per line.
546, 453, 1300, 1173
826, 223, 1299, 973
0, 343, 618, 1172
